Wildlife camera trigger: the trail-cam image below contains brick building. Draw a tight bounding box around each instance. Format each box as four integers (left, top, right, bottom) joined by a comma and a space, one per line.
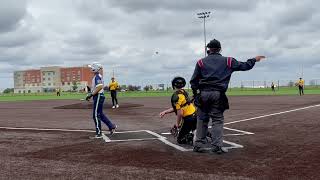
14, 65, 94, 93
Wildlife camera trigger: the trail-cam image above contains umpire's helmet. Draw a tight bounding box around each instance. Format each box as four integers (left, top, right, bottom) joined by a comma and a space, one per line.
172, 76, 186, 89
207, 39, 221, 49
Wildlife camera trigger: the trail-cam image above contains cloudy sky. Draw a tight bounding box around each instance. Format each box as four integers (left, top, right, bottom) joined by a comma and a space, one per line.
1, 0, 320, 90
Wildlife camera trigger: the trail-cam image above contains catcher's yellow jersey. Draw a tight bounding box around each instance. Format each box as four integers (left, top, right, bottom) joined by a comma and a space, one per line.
109, 81, 119, 91
175, 94, 196, 117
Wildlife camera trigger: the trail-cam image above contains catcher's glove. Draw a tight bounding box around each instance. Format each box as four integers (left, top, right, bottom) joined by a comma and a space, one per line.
85, 93, 93, 101
170, 125, 179, 137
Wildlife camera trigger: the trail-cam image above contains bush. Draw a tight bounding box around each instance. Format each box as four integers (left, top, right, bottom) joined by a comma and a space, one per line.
3, 88, 14, 94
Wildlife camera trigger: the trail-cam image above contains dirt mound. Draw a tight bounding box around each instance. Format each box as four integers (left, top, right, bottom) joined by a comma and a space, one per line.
54, 102, 144, 109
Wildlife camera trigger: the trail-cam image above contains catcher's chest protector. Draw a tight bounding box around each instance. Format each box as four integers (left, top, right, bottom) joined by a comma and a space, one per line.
171, 89, 191, 114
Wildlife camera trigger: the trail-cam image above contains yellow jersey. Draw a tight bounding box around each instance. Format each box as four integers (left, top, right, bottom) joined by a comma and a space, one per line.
109, 81, 119, 91
298, 79, 304, 87
175, 93, 196, 117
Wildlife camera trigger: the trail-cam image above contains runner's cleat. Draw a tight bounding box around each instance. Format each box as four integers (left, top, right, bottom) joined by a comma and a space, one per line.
116, 104, 119, 108
90, 134, 103, 139
112, 106, 116, 109
110, 125, 117, 135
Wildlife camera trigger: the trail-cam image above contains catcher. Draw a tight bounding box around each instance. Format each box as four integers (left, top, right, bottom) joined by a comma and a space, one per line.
159, 77, 197, 145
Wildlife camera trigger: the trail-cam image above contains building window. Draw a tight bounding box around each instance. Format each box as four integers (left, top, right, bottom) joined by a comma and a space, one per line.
68, 82, 70, 85
62, 82, 65, 86
19, 90, 21, 93
48, 77, 51, 81
48, 72, 51, 76
48, 83, 51, 86
53, 83, 55, 86
53, 72, 55, 75
43, 78, 45, 80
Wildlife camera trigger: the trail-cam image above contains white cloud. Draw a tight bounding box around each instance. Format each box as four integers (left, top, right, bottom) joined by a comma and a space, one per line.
0, 0, 320, 90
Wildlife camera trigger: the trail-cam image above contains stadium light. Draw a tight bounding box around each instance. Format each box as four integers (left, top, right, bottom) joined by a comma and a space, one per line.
197, 11, 211, 57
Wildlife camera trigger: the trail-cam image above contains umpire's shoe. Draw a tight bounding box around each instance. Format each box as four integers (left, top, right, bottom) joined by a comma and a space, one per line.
211, 146, 228, 154
193, 146, 206, 153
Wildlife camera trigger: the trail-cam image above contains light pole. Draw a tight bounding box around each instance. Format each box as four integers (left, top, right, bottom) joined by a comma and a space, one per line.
197, 11, 211, 57
111, 64, 121, 78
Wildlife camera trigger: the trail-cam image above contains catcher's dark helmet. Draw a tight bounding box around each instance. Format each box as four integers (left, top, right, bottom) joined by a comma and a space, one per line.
172, 76, 186, 89
207, 39, 221, 49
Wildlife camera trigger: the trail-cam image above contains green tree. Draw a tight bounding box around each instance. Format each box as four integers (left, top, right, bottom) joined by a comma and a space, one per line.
3, 88, 14, 94
72, 81, 78, 91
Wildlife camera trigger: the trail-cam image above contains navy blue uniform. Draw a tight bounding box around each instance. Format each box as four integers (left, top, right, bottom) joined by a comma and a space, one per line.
190, 52, 256, 149
91, 73, 115, 135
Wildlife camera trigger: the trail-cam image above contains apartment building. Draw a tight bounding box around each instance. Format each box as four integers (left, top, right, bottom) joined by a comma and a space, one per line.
14, 65, 93, 93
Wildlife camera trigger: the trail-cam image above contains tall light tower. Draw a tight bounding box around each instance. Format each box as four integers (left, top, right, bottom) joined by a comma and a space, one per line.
197, 11, 211, 57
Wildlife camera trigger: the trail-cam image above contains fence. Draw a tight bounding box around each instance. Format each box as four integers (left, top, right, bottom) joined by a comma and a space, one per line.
230, 79, 320, 89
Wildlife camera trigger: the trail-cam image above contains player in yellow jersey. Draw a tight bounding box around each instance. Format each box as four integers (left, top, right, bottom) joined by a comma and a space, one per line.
159, 77, 197, 145
109, 77, 120, 108
297, 78, 305, 96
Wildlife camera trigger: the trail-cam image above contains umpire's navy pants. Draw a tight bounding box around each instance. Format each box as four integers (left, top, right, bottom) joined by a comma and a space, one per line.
92, 93, 115, 135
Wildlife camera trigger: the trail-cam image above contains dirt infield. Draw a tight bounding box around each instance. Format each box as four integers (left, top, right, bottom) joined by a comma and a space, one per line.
0, 95, 320, 180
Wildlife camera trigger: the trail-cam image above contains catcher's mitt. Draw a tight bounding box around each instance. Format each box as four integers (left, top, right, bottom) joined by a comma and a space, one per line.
170, 125, 179, 137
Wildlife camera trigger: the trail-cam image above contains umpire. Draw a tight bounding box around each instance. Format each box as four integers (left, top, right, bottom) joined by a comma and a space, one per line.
190, 39, 265, 154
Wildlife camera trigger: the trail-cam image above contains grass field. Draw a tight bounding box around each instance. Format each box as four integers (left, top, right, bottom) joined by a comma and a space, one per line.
0, 87, 319, 102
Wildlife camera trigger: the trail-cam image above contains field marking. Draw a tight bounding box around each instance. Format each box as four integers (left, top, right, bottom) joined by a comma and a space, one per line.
161, 126, 254, 137
102, 133, 111, 142
0, 126, 244, 152
0, 126, 146, 135
225, 104, 320, 125
224, 127, 254, 135
145, 130, 189, 152
109, 138, 159, 142
184, 140, 243, 152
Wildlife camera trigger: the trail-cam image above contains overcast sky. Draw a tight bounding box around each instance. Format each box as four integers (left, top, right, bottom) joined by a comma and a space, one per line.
1, 0, 320, 90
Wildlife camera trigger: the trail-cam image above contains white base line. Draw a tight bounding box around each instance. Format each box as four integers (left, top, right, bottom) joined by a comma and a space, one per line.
145, 130, 189, 152
109, 138, 159, 142
102, 133, 111, 142
161, 127, 254, 136
225, 104, 320, 125
0, 126, 146, 135
0, 127, 96, 132
224, 127, 254, 135
0, 126, 244, 152
184, 140, 243, 151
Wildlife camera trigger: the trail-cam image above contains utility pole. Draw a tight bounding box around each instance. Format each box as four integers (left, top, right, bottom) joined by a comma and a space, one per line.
197, 11, 211, 57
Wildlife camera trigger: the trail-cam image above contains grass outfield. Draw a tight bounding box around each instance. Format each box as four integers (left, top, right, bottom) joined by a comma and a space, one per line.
0, 87, 320, 102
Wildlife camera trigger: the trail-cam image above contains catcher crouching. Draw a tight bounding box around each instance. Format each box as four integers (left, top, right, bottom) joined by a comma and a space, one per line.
159, 77, 197, 145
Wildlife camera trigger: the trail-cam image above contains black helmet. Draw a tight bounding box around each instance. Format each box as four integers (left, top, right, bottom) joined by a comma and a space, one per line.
172, 76, 186, 89
207, 39, 221, 49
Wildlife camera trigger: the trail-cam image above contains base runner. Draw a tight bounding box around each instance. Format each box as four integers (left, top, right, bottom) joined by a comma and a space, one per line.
86, 62, 117, 138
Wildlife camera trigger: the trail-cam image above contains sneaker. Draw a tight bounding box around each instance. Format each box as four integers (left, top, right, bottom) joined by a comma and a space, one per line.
110, 125, 117, 135
211, 146, 228, 154
116, 104, 119, 108
90, 134, 103, 139
112, 106, 115, 109
193, 146, 206, 153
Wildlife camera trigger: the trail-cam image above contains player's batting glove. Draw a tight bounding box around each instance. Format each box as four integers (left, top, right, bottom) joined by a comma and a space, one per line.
85, 93, 93, 101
